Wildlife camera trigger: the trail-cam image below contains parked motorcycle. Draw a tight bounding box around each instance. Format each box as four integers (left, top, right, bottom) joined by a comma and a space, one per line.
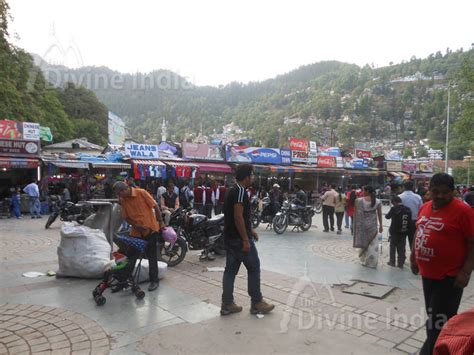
169, 208, 225, 261
250, 196, 275, 229
272, 200, 315, 234
45, 196, 94, 229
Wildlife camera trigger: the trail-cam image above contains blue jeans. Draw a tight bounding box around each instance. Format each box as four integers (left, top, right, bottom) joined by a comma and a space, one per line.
222, 239, 262, 305
344, 212, 351, 228
28, 197, 41, 217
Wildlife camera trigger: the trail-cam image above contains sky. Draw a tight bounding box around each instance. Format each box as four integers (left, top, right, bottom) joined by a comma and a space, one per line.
8, 0, 474, 87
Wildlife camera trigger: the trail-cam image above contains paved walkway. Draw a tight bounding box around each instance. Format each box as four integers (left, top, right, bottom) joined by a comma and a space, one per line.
1, 215, 473, 354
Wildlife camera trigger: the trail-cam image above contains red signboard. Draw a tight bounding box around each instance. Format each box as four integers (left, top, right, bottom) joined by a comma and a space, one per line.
0, 120, 22, 140
355, 149, 372, 159
289, 138, 309, 152
0, 158, 39, 169
317, 156, 336, 168
0, 139, 40, 157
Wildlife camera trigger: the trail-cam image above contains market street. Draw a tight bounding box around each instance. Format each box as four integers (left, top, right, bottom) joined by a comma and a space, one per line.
1, 211, 474, 354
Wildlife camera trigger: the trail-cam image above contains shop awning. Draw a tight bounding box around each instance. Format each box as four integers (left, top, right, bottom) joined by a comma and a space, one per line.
91, 162, 131, 169
45, 160, 90, 169
388, 171, 401, 177
132, 159, 166, 166
345, 169, 384, 176
194, 162, 232, 173
0, 157, 39, 169
164, 160, 199, 169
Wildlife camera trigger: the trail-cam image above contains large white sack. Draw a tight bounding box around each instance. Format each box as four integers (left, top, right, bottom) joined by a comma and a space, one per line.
136, 260, 168, 283
57, 222, 113, 278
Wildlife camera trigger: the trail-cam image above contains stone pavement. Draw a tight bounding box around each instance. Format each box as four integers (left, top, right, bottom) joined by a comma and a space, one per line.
1, 215, 474, 354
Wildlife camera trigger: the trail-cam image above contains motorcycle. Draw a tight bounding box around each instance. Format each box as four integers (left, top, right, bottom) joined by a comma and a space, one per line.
250, 196, 275, 229
169, 208, 225, 261
45, 196, 94, 229
272, 199, 315, 234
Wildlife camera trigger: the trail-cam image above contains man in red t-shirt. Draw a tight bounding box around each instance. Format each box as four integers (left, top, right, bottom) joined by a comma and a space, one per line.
410, 173, 474, 355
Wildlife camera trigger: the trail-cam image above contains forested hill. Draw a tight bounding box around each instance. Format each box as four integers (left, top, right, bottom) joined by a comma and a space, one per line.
37, 46, 474, 159
0, 1, 109, 145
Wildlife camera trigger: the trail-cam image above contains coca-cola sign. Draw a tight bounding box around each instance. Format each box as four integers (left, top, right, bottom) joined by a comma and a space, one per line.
289, 138, 309, 151
317, 156, 336, 168
355, 149, 372, 159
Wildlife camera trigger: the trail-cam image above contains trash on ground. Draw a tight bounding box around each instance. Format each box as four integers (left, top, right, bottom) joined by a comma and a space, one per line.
22, 271, 46, 278
256, 314, 265, 319
206, 267, 225, 272
47, 270, 56, 277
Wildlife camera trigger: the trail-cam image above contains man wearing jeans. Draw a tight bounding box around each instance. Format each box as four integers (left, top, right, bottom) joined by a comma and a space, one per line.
411, 173, 474, 354
23, 180, 41, 219
321, 184, 338, 232
221, 164, 275, 316
399, 180, 422, 250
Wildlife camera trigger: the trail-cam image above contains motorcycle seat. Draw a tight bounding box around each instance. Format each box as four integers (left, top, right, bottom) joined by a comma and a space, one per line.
208, 214, 224, 225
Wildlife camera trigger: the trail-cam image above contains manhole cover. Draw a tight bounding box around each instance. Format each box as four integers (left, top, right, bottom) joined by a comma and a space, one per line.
342, 281, 395, 299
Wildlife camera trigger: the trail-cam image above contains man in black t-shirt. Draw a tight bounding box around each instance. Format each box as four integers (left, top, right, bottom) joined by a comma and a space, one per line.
221, 164, 275, 316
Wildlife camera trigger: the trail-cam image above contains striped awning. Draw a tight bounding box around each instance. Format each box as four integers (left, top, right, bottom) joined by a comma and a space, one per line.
131, 159, 166, 166
194, 162, 232, 173
164, 160, 199, 168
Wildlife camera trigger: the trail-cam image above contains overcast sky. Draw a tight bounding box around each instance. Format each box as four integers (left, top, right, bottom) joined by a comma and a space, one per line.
8, 0, 474, 86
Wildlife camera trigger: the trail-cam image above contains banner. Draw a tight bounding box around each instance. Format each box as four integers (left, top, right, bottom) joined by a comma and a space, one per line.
317, 156, 336, 168
355, 149, 372, 159
402, 162, 417, 172
385, 150, 402, 161
289, 138, 308, 151
182, 142, 224, 161
418, 162, 433, 173
226, 146, 283, 164
39, 127, 53, 142
319, 147, 341, 157
108, 112, 126, 145
0, 139, 40, 157
351, 158, 369, 169
280, 148, 292, 165
22, 122, 40, 141
386, 161, 402, 171
309, 141, 317, 153
0, 120, 22, 140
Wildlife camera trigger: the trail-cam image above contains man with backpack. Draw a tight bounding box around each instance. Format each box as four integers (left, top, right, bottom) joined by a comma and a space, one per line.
180, 182, 194, 209
385, 195, 412, 268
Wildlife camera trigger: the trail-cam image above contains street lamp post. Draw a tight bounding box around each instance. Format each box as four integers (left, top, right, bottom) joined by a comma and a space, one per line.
445, 87, 450, 174
468, 149, 472, 186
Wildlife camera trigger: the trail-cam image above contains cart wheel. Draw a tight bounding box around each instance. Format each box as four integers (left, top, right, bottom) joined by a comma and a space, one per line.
135, 289, 145, 300
92, 287, 101, 298
94, 295, 106, 306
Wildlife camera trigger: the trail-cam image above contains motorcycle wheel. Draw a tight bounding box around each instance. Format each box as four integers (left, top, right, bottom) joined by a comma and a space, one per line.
212, 236, 226, 256
315, 203, 322, 214
299, 215, 312, 231
45, 214, 58, 229
158, 237, 187, 267
251, 213, 260, 229
272, 215, 288, 235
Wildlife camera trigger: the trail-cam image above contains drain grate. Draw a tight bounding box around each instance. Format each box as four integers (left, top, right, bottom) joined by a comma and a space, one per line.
342, 281, 395, 299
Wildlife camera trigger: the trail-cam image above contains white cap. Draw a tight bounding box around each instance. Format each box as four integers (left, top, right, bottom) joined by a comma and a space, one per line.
273, 184, 280, 188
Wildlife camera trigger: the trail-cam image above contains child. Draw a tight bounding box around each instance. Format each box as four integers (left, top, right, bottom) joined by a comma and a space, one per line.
385, 195, 411, 268
11, 188, 22, 219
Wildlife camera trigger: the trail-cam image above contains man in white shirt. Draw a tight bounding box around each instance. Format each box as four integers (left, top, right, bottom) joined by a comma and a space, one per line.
322, 184, 338, 232
399, 180, 423, 250
23, 180, 41, 219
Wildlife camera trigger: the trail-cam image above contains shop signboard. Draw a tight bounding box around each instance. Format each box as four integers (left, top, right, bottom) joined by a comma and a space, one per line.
0, 139, 40, 157
319, 147, 341, 157
289, 138, 308, 151
0, 120, 22, 139
418, 162, 433, 173
386, 161, 402, 171
385, 150, 402, 161
336, 157, 344, 168
308, 151, 317, 164
309, 141, 317, 153
291, 150, 309, 163
125, 143, 167, 159
182, 142, 225, 161
355, 149, 372, 159
351, 158, 369, 169
317, 156, 336, 168
108, 112, 126, 145
225, 146, 283, 164
280, 148, 292, 165
402, 161, 417, 172
22, 122, 40, 141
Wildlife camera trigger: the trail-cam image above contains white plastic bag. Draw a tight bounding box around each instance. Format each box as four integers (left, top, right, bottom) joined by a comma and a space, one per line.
136, 260, 168, 283
57, 222, 113, 278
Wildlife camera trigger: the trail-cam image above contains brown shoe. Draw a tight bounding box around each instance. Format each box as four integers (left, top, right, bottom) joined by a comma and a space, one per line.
250, 300, 275, 315
220, 302, 243, 316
